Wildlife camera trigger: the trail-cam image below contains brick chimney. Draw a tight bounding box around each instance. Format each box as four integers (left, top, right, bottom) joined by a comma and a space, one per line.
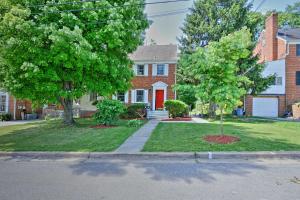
264, 12, 278, 61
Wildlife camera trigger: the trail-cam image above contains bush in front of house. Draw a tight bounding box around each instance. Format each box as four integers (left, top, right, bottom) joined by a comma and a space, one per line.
94, 99, 125, 126
164, 100, 188, 118
0, 113, 12, 121
120, 103, 147, 119
127, 119, 143, 127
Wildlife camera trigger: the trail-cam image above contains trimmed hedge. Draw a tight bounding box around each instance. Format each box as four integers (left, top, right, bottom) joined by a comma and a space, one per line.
164, 100, 188, 118
120, 103, 147, 119
0, 113, 12, 121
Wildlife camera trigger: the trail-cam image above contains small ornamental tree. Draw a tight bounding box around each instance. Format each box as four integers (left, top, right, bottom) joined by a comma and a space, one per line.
0, 0, 148, 125
94, 99, 125, 126
196, 28, 252, 134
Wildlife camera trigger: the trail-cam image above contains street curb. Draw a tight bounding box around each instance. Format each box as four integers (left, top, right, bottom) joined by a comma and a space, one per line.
1, 151, 300, 160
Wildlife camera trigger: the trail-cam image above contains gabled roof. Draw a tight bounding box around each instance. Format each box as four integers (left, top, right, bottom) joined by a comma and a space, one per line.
278, 28, 300, 42
129, 44, 178, 62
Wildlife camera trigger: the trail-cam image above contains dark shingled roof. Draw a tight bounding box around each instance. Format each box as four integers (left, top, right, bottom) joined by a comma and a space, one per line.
129, 45, 178, 62
278, 28, 300, 40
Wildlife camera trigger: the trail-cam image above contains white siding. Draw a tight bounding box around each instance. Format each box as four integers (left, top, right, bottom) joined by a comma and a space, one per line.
261, 59, 286, 94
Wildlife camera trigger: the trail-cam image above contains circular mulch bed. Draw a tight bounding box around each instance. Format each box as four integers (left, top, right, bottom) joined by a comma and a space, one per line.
203, 135, 240, 144
90, 125, 117, 129
162, 117, 192, 122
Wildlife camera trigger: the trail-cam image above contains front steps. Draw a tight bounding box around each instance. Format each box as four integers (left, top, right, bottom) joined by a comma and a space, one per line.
147, 110, 169, 119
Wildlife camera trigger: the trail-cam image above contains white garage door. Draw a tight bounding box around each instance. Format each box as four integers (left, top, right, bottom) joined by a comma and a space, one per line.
253, 98, 278, 117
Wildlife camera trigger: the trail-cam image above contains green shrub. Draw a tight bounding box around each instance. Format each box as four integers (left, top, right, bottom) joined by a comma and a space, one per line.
94, 99, 125, 126
127, 119, 143, 127
0, 113, 12, 121
120, 103, 147, 119
164, 100, 188, 118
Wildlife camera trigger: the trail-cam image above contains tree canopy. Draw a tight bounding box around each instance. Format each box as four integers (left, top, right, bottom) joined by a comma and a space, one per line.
0, 0, 148, 124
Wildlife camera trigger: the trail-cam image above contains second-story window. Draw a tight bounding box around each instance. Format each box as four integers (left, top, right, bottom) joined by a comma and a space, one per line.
296, 44, 300, 57
117, 92, 125, 102
137, 65, 145, 76
157, 64, 165, 75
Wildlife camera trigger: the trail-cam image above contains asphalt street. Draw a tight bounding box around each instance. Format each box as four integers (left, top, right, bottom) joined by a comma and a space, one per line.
0, 157, 299, 200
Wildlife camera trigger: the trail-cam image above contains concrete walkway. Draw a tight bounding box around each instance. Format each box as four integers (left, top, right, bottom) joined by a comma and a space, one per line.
116, 120, 159, 153
0, 120, 43, 127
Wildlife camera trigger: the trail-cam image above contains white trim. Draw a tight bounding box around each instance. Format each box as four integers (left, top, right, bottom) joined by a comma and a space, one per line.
135, 64, 148, 77
134, 89, 146, 103
125, 91, 129, 103
0, 91, 9, 113
152, 64, 157, 76
152, 81, 168, 111
131, 90, 135, 103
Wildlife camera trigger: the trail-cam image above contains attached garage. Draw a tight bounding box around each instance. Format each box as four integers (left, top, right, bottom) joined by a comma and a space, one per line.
252, 97, 278, 117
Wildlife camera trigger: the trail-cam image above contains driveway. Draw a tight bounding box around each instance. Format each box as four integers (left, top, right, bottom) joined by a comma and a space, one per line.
0, 157, 299, 200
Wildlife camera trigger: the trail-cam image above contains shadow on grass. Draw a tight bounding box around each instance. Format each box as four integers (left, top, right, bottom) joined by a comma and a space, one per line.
67, 159, 267, 184
143, 122, 300, 152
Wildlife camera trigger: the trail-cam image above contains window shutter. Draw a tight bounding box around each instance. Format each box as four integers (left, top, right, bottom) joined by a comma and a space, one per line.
144, 64, 148, 76
152, 64, 157, 76
164, 64, 169, 76
125, 91, 129, 103
133, 65, 137, 75
296, 71, 300, 85
131, 90, 135, 103
144, 90, 148, 103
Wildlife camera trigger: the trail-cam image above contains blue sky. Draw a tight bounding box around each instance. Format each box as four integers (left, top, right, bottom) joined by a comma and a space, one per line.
145, 0, 299, 45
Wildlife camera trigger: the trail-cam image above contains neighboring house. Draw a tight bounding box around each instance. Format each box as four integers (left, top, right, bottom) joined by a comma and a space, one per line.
0, 90, 37, 120
245, 13, 300, 117
77, 44, 178, 117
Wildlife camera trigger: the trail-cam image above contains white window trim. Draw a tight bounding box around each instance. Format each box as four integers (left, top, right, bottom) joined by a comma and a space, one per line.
134, 64, 148, 76
135, 89, 145, 103
0, 92, 9, 113
153, 63, 169, 76
113, 91, 129, 103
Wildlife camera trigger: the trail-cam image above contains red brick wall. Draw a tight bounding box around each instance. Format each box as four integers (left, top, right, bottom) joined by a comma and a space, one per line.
286, 45, 300, 106
277, 38, 287, 59
264, 13, 278, 62
130, 63, 176, 104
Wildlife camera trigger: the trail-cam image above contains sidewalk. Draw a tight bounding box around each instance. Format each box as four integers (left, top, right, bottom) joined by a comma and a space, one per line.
0, 120, 43, 127
115, 120, 160, 153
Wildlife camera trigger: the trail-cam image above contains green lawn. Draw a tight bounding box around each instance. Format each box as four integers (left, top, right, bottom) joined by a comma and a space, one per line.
0, 118, 144, 152
143, 118, 300, 152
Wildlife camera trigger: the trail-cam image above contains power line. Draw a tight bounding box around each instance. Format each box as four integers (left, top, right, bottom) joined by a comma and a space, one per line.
254, 0, 267, 12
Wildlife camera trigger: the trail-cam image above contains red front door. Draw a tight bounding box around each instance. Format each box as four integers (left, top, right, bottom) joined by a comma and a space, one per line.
155, 90, 164, 110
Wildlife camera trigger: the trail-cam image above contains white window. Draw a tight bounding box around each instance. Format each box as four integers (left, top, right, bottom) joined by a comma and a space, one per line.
136, 90, 144, 103
157, 64, 165, 75
117, 92, 125, 102
137, 65, 145, 76
0, 94, 7, 112
274, 77, 283, 86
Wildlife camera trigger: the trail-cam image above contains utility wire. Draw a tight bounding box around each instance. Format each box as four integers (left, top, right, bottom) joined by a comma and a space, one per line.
254, 0, 267, 12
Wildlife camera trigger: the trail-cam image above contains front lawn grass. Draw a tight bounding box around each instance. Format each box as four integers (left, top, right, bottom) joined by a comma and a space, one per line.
143, 118, 300, 152
0, 118, 145, 152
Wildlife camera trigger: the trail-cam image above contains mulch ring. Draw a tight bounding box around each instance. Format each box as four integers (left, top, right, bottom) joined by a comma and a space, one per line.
203, 135, 240, 144
162, 117, 192, 122
90, 125, 117, 129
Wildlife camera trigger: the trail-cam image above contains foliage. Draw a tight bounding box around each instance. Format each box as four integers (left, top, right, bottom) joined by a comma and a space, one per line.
173, 84, 197, 108
164, 100, 188, 118
177, 0, 274, 107
94, 99, 125, 126
121, 103, 147, 119
127, 119, 143, 127
0, 113, 12, 121
0, 0, 148, 124
278, 2, 300, 28
194, 28, 252, 134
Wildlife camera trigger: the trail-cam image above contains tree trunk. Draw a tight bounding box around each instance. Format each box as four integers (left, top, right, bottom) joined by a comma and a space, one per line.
220, 107, 224, 135
62, 97, 75, 125
208, 102, 216, 119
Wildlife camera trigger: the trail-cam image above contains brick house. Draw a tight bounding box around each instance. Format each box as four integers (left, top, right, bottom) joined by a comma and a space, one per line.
0, 91, 38, 120
78, 44, 178, 118
245, 13, 300, 117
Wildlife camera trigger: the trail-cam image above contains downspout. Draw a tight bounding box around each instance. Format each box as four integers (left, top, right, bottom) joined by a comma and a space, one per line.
13, 97, 16, 120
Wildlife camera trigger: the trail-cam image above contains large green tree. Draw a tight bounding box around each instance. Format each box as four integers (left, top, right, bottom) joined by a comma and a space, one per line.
195, 28, 252, 134
177, 0, 274, 117
278, 1, 300, 28
0, 0, 148, 124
